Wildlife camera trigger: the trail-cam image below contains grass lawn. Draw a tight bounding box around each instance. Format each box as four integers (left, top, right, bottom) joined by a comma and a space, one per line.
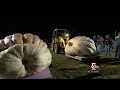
49, 48, 120, 79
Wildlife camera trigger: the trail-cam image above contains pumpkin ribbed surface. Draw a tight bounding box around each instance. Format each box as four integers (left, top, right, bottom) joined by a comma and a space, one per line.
0, 33, 52, 79
65, 36, 96, 57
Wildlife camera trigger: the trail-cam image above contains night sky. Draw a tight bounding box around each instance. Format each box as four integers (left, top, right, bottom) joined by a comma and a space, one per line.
0, 8, 120, 42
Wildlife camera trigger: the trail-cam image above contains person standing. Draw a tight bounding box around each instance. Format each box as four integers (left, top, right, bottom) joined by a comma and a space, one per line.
93, 35, 97, 47
96, 35, 104, 54
114, 32, 120, 58
110, 38, 114, 49
104, 34, 112, 56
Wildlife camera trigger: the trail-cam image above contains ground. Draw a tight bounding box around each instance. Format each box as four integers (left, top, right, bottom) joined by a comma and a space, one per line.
49, 48, 120, 79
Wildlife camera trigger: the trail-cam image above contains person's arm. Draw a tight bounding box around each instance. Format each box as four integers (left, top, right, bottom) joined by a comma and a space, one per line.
114, 37, 117, 44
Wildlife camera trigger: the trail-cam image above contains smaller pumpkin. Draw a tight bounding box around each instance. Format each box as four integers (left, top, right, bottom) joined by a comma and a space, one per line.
65, 36, 97, 57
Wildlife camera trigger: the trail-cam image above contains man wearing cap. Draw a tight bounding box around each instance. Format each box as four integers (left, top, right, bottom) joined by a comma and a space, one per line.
114, 32, 120, 58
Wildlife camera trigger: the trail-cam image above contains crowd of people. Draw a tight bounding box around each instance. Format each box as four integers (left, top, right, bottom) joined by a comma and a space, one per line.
92, 32, 120, 58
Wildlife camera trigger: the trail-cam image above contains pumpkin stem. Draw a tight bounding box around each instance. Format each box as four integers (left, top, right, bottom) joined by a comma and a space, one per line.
68, 42, 73, 46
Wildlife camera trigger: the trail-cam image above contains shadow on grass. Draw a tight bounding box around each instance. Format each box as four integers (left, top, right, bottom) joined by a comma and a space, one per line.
108, 61, 120, 65
58, 68, 78, 71
58, 52, 65, 54
73, 73, 101, 79
80, 56, 120, 65
63, 54, 120, 65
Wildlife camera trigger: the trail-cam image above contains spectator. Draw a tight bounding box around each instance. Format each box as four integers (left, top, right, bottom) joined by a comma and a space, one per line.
114, 32, 120, 58
96, 35, 104, 54
93, 35, 97, 47
110, 38, 114, 49
104, 34, 112, 56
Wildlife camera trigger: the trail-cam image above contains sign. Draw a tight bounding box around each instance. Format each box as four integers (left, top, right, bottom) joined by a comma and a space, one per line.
88, 62, 99, 73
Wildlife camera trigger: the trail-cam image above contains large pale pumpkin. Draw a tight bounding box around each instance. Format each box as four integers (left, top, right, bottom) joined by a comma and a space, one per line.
0, 33, 52, 79
65, 36, 96, 57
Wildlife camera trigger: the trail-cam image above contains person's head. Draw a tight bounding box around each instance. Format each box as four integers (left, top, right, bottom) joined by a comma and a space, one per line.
93, 35, 96, 38
106, 34, 110, 38
97, 35, 100, 38
118, 32, 120, 36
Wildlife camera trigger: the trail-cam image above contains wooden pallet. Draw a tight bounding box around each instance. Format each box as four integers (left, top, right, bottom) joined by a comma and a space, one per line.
65, 54, 100, 62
